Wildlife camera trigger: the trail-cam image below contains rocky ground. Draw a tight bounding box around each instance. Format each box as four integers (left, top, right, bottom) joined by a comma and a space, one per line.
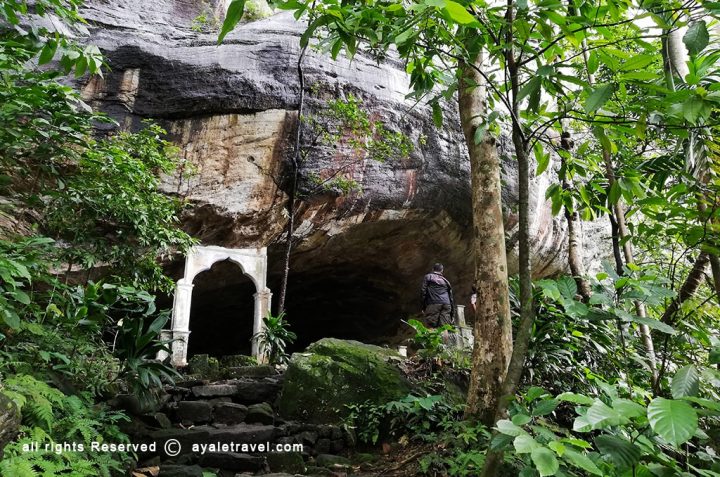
119, 340, 423, 477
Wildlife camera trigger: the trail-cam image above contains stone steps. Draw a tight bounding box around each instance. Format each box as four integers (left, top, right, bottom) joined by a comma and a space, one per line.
127, 362, 358, 477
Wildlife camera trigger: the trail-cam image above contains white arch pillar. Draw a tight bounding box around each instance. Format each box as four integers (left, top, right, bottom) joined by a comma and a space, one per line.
163, 246, 270, 367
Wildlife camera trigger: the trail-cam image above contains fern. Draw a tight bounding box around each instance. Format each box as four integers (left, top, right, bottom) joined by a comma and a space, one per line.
0, 458, 38, 477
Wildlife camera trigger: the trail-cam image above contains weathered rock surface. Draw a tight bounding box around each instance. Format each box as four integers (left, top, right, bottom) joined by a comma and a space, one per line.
0, 393, 20, 458
278, 338, 410, 423
76, 1, 610, 347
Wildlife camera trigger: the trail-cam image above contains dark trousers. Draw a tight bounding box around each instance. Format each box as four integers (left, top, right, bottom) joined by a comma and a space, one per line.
424, 304, 453, 327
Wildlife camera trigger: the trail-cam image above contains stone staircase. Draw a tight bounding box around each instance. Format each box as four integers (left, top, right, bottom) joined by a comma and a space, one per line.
125, 362, 364, 477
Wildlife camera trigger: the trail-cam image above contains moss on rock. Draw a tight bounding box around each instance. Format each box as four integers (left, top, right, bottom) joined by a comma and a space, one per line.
278, 338, 410, 424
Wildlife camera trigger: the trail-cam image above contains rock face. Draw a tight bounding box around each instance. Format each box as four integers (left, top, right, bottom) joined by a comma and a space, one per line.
278, 338, 410, 423
77, 1, 610, 348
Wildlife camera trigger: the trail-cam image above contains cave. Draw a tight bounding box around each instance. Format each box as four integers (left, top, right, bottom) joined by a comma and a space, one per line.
187, 260, 256, 357
271, 265, 407, 352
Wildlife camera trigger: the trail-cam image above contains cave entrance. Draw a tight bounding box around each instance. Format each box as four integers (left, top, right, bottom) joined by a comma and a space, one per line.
164, 246, 271, 367
187, 260, 256, 358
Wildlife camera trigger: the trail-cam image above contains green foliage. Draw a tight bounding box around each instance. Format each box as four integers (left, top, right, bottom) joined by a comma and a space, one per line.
347, 394, 489, 476
495, 378, 720, 476
41, 123, 194, 291
0, 5, 192, 476
114, 311, 180, 401
0, 374, 131, 477
253, 312, 297, 365
407, 318, 455, 357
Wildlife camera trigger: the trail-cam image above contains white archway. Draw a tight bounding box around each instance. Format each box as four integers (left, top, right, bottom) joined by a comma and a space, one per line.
163, 246, 271, 366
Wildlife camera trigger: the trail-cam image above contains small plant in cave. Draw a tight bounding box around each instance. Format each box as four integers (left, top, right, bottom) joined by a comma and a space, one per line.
253, 311, 297, 365
407, 319, 455, 358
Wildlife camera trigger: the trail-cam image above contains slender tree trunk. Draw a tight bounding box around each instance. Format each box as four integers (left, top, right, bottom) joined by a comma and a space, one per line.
660, 252, 709, 324
709, 255, 720, 301
603, 148, 659, 382
608, 211, 624, 275
560, 139, 592, 301
277, 45, 308, 314
481, 9, 536, 472
460, 52, 513, 426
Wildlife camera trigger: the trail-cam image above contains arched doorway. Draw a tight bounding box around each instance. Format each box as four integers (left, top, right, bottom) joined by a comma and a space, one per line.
165, 246, 271, 366
187, 260, 256, 357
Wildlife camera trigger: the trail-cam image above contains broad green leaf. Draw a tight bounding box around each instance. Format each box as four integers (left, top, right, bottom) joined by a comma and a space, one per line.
518, 77, 541, 104
683, 20, 709, 55
512, 413, 532, 426
682, 97, 706, 123
562, 449, 602, 475
585, 399, 625, 429
612, 399, 646, 419
647, 397, 698, 446
585, 84, 614, 113
560, 438, 592, 449
556, 276, 577, 299
535, 149, 550, 176
38, 39, 58, 65
547, 441, 565, 456
594, 435, 641, 468
532, 399, 559, 416
624, 314, 676, 335
557, 392, 594, 405
514, 434, 540, 453
10, 290, 31, 305
443, 0, 480, 26
619, 54, 654, 72
526, 386, 549, 401
531, 447, 559, 476
2, 309, 20, 329
710, 346, 720, 365
496, 419, 526, 436
681, 397, 720, 411
218, 0, 247, 44
671, 365, 699, 398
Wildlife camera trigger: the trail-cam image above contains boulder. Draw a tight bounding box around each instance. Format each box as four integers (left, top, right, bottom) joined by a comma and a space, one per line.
223, 365, 276, 379
192, 384, 238, 398
233, 380, 282, 404
315, 454, 351, 468
187, 354, 220, 380
213, 402, 248, 425
0, 393, 20, 458
219, 355, 258, 368
278, 338, 410, 423
176, 401, 213, 424
266, 452, 305, 474
245, 402, 275, 425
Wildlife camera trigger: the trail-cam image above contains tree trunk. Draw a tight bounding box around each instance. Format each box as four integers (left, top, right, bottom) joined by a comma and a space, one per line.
604, 149, 658, 382
710, 255, 720, 301
459, 53, 513, 426
560, 148, 592, 301
493, 126, 534, 415
660, 252, 709, 324
277, 45, 308, 314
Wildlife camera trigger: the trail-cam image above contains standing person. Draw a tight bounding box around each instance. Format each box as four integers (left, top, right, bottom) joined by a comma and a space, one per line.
420, 263, 455, 328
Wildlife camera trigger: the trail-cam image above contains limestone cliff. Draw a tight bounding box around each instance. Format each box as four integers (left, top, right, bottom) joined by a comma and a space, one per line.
77, 1, 608, 348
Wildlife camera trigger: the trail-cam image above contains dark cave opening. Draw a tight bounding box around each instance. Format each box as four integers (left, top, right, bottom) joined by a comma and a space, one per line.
187, 259, 256, 358
272, 265, 409, 352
